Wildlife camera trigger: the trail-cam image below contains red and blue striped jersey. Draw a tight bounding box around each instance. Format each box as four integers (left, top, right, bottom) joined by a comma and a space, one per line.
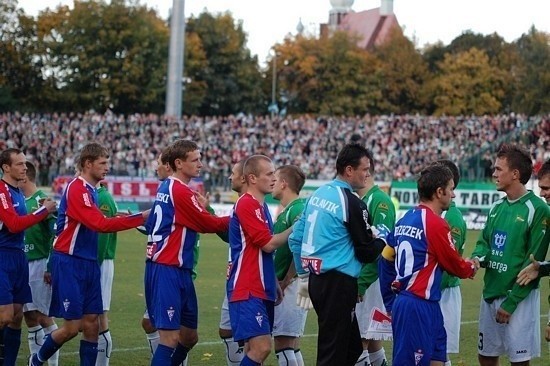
387, 204, 474, 301
145, 176, 229, 268
227, 193, 275, 302
0, 180, 49, 250
53, 177, 143, 260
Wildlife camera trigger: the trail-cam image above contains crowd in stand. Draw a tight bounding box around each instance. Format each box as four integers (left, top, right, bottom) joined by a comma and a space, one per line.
1, 112, 548, 189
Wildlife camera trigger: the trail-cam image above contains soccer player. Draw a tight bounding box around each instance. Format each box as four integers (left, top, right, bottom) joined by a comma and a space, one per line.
0, 149, 57, 366
470, 144, 550, 366
354, 152, 396, 366
226, 155, 292, 366
144, 140, 230, 366
141, 149, 206, 365
289, 144, 386, 366
20, 162, 60, 366
28, 143, 148, 366
516, 158, 550, 343
218, 160, 247, 366
96, 183, 118, 366
272, 165, 307, 366
379, 164, 476, 366
434, 160, 467, 366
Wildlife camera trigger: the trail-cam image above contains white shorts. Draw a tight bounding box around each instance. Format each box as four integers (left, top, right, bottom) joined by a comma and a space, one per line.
23, 258, 52, 315
100, 259, 114, 311
478, 289, 541, 362
440, 286, 462, 354
356, 279, 386, 339
273, 280, 308, 337
219, 293, 231, 331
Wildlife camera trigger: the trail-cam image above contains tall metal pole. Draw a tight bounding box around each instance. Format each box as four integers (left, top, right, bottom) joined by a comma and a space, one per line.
271, 52, 277, 117
165, 0, 185, 119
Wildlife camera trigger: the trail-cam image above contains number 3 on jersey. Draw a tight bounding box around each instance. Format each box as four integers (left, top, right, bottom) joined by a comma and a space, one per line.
302, 209, 318, 255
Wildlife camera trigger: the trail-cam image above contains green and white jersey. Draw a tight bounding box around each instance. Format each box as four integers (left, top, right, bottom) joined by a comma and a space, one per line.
274, 198, 306, 281
471, 191, 550, 314
440, 201, 467, 289
357, 185, 396, 296
24, 190, 56, 261
97, 186, 118, 264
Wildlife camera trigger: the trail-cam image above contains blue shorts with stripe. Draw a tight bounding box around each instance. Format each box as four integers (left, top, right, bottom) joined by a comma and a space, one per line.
144, 261, 198, 330
49, 252, 103, 319
392, 292, 446, 365
0, 249, 31, 305
229, 295, 274, 342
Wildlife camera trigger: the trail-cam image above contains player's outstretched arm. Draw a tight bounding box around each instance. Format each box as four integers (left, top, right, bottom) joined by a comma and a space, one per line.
516, 254, 541, 286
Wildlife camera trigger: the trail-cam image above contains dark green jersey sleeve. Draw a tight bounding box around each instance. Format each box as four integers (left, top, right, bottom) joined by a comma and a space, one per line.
440, 203, 467, 290
357, 187, 396, 296
274, 198, 305, 281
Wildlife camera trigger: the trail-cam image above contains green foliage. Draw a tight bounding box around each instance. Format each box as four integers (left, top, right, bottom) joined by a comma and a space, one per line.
372, 28, 430, 114
511, 27, 550, 115
36, 0, 169, 113
2, 1, 550, 115
426, 48, 507, 115
185, 12, 264, 115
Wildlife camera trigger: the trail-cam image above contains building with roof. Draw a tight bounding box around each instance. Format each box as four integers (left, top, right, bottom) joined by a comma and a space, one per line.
320, 0, 402, 50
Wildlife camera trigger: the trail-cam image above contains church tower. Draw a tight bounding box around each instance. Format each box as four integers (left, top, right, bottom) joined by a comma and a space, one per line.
328, 0, 355, 31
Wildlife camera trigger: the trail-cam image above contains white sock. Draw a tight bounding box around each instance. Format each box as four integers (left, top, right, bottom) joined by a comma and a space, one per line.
43, 323, 60, 366
96, 329, 112, 366
181, 355, 188, 366
221, 337, 244, 366
27, 325, 44, 356
146, 331, 160, 356
445, 361, 452, 366
355, 350, 370, 366
294, 349, 304, 366
369, 348, 387, 366
276, 348, 298, 366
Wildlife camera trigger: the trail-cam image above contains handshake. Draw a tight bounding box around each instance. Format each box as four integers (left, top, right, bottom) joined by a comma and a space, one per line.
296, 274, 314, 310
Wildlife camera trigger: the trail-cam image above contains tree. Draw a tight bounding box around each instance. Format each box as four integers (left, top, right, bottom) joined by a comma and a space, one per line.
185, 11, 264, 115
0, 0, 44, 111
36, 0, 169, 113
372, 28, 430, 114
425, 48, 506, 115
272, 31, 382, 115
511, 27, 550, 115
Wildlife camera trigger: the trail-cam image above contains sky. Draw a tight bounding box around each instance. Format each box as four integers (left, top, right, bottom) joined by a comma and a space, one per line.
18, 0, 550, 62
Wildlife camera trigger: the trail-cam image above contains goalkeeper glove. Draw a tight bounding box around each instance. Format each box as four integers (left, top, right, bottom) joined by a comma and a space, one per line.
296, 273, 313, 310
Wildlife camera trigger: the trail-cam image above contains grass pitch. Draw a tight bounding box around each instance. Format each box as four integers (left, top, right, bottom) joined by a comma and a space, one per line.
19, 230, 550, 365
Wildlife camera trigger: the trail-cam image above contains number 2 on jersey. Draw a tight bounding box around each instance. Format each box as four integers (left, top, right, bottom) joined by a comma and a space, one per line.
148, 205, 163, 243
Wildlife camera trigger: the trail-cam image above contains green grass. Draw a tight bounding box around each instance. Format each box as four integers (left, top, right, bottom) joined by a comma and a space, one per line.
18, 230, 550, 365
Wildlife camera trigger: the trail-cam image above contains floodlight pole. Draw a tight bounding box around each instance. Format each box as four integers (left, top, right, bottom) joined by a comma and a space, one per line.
165, 0, 185, 119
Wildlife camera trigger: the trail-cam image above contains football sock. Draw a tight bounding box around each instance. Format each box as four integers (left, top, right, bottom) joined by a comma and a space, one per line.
79, 340, 98, 366
222, 336, 244, 366
275, 348, 298, 366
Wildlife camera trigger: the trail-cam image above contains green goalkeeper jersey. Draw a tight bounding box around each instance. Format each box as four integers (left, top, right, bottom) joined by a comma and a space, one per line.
274, 198, 306, 281
440, 201, 467, 290
471, 191, 550, 314
24, 190, 56, 261
357, 185, 396, 296
97, 186, 118, 264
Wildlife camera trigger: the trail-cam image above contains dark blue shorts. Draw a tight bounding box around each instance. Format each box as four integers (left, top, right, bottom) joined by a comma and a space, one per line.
0, 249, 31, 305
49, 252, 103, 319
392, 292, 446, 365
144, 262, 197, 330
229, 296, 274, 342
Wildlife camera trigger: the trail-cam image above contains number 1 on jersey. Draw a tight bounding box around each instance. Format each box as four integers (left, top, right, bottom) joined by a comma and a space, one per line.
302, 209, 318, 255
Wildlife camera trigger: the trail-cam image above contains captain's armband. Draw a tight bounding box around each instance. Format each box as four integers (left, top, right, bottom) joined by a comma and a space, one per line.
381, 245, 395, 262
